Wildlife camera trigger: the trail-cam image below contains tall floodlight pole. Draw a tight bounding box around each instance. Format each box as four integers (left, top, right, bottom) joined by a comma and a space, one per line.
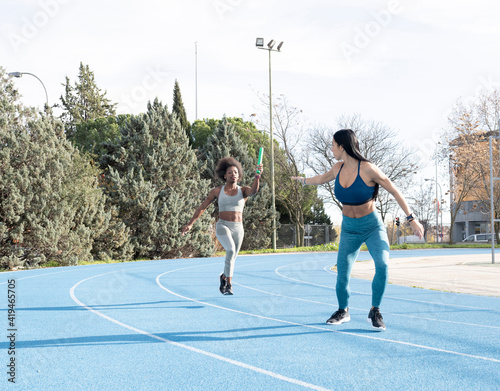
256, 38, 283, 250
195, 42, 198, 121
8, 71, 49, 110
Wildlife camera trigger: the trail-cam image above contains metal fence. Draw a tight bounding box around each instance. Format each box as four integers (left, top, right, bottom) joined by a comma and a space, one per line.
276, 224, 337, 248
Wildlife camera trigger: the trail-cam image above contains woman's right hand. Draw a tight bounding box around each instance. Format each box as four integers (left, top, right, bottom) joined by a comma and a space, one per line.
181, 224, 192, 236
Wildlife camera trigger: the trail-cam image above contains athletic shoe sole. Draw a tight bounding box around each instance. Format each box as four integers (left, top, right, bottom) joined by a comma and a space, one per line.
224, 283, 233, 295
326, 314, 351, 325
367, 317, 386, 331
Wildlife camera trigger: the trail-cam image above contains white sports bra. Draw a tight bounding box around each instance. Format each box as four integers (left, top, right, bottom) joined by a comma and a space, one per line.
218, 186, 245, 212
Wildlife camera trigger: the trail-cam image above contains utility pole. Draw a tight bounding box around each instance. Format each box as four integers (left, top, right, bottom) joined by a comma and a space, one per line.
194, 42, 198, 121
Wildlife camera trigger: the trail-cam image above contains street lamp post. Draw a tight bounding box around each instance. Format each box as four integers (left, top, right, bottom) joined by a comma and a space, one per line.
256, 38, 283, 250
425, 178, 443, 242
8, 71, 49, 110
425, 142, 442, 242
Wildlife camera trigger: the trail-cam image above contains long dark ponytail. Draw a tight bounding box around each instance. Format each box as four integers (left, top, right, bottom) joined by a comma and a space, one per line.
334, 129, 379, 201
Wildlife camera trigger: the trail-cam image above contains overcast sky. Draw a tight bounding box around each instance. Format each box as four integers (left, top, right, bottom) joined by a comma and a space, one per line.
3, 0, 500, 221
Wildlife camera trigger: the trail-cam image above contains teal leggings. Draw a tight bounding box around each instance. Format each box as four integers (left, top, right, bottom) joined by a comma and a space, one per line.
336, 211, 390, 309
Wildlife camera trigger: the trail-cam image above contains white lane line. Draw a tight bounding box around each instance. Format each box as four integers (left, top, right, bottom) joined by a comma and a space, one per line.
69, 267, 333, 391
156, 269, 500, 364
272, 260, 499, 312
235, 281, 337, 307
237, 259, 500, 329
0, 268, 87, 284
234, 281, 500, 331
321, 264, 500, 312
0, 258, 190, 285
270, 260, 500, 329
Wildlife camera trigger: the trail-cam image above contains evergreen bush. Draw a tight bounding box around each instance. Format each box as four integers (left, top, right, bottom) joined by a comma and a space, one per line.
100, 99, 214, 259
0, 68, 130, 269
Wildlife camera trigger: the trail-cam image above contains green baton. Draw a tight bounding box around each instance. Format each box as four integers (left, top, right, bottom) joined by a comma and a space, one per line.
256, 147, 264, 174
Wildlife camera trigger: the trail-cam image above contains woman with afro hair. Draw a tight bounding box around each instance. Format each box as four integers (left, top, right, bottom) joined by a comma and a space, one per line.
182, 157, 263, 295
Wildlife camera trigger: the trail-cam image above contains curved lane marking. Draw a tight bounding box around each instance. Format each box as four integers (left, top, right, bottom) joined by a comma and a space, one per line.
156, 268, 500, 364
270, 260, 498, 312
70, 265, 333, 391
234, 280, 500, 331
321, 264, 500, 312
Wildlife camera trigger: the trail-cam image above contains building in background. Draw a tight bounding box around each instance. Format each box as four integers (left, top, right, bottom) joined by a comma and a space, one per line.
449, 131, 498, 242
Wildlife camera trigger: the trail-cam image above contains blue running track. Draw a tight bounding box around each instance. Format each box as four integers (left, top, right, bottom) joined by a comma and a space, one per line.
1, 249, 499, 390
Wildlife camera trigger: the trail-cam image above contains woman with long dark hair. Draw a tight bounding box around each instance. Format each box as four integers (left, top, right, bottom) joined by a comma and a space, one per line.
292, 129, 423, 331
182, 157, 263, 295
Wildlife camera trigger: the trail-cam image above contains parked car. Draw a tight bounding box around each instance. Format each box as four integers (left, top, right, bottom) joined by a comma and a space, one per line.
462, 234, 496, 243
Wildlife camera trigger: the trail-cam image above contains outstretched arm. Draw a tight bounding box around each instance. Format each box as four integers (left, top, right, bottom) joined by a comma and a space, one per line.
290, 162, 341, 186
367, 164, 425, 239
242, 164, 263, 198
181, 188, 218, 235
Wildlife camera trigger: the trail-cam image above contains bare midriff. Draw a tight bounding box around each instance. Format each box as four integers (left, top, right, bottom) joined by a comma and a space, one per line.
342, 199, 376, 218
219, 211, 243, 222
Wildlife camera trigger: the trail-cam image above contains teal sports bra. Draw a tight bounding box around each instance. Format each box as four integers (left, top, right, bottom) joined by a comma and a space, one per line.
334, 162, 376, 206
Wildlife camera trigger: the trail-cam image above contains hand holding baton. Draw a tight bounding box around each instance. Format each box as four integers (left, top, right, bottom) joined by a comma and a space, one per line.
256, 147, 264, 174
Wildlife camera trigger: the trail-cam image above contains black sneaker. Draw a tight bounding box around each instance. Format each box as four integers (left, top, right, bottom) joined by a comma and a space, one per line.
219, 274, 227, 294
224, 283, 233, 295
367, 307, 386, 331
326, 309, 350, 325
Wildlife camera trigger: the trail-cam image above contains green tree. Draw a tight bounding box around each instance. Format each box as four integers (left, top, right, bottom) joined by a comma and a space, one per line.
191, 117, 266, 157
100, 98, 214, 259
0, 67, 130, 269
70, 115, 130, 157
198, 117, 276, 250
63, 153, 132, 262
172, 79, 189, 140
305, 197, 333, 225
252, 95, 320, 246
60, 62, 117, 139
190, 119, 213, 149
